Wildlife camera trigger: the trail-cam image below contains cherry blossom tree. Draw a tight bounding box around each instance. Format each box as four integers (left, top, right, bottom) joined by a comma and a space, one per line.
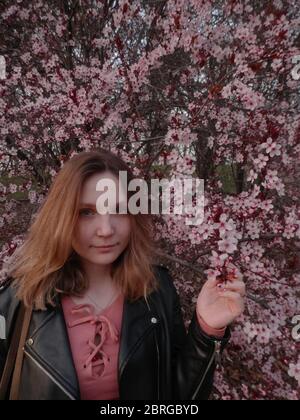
0, 0, 300, 399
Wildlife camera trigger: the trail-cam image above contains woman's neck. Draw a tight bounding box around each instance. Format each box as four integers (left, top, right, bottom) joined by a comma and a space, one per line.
80, 259, 113, 288
72, 275, 120, 310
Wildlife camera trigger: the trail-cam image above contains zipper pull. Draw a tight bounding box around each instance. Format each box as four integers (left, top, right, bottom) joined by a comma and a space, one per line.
214, 340, 222, 366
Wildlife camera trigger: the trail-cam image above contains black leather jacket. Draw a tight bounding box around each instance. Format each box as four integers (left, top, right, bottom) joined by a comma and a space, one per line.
0, 265, 230, 400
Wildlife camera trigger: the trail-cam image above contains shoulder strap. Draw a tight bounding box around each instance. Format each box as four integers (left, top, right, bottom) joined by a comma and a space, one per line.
0, 276, 13, 293
0, 302, 32, 400
9, 304, 32, 400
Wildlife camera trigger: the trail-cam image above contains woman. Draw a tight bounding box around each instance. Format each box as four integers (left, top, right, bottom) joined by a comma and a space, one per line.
0, 149, 246, 400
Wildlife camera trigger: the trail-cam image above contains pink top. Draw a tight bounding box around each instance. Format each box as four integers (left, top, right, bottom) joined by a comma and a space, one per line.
62, 292, 124, 400
62, 293, 225, 400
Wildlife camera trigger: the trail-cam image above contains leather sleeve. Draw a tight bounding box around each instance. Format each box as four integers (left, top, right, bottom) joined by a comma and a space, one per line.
164, 268, 231, 400
0, 280, 20, 384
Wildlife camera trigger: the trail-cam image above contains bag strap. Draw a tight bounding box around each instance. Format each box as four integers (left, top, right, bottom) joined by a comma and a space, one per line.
9, 304, 32, 400
0, 302, 32, 400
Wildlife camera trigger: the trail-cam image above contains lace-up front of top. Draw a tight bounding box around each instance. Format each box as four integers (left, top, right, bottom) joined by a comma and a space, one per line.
62, 292, 124, 400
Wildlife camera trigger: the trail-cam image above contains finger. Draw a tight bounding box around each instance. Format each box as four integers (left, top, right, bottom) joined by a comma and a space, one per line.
227, 269, 243, 280
218, 290, 244, 301
205, 275, 221, 289
218, 290, 245, 315
222, 281, 246, 297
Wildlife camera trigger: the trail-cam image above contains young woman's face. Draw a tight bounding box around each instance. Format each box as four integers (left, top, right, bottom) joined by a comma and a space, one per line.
72, 171, 131, 267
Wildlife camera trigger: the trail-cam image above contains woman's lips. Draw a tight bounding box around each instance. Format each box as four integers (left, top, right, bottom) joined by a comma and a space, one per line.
92, 243, 118, 251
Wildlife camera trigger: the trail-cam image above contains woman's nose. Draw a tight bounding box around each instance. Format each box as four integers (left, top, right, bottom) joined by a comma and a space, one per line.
95, 215, 115, 236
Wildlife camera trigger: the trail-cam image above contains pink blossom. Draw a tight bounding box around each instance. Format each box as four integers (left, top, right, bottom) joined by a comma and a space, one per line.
283, 225, 296, 239
214, 213, 235, 237
207, 136, 214, 149
198, 223, 214, 240
235, 26, 251, 41
221, 84, 232, 99
261, 138, 282, 157
249, 259, 265, 273
28, 191, 37, 204
218, 233, 238, 254
258, 199, 274, 212
9, 184, 18, 194
246, 220, 261, 240
262, 170, 285, 195
56, 23, 65, 37
253, 153, 269, 170
233, 3, 244, 15
288, 361, 300, 386
2, 5, 18, 19
256, 325, 271, 344
209, 250, 228, 268
271, 59, 283, 72
165, 128, 197, 146
247, 169, 258, 183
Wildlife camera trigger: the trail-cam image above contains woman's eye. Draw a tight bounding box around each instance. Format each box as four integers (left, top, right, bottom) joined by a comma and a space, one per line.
79, 204, 127, 216
80, 209, 94, 216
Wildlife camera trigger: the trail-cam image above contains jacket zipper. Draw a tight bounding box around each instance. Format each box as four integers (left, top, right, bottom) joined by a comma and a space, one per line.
118, 296, 160, 398
154, 330, 160, 400
118, 323, 157, 380
23, 348, 77, 400
145, 297, 160, 399
191, 340, 222, 400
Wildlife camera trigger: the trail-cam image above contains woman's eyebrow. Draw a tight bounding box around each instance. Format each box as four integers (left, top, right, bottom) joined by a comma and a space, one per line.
79, 203, 97, 208
79, 201, 123, 208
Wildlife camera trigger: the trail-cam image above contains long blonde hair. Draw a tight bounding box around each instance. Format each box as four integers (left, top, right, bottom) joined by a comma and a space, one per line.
7, 149, 160, 310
